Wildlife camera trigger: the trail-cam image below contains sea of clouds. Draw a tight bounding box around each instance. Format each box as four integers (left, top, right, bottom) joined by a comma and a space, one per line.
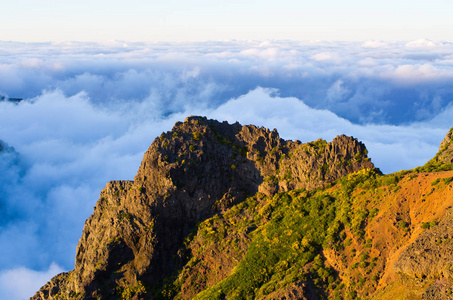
1, 39, 453, 299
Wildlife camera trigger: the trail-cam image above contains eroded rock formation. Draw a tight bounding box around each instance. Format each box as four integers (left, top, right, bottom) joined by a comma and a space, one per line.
437, 128, 453, 164
32, 116, 374, 299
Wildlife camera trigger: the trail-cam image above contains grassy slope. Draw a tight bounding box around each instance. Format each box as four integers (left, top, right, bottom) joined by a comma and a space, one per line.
136, 161, 453, 299
113, 126, 453, 299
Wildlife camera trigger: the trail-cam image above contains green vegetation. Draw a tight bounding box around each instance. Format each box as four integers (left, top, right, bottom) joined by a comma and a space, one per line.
152, 167, 396, 300
264, 175, 278, 185
118, 211, 132, 221
426, 128, 453, 164
414, 160, 453, 173
445, 177, 453, 185
120, 124, 453, 299
422, 220, 438, 229
283, 170, 292, 182
255, 156, 264, 164
192, 132, 202, 141
431, 177, 453, 186
195, 190, 340, 299
398, 221, 409, 232
239, 146, 248, 157
354, 153, 362, 162
308, 139, 328, 150
118, 281, 146, 300
36, 120, 453, 299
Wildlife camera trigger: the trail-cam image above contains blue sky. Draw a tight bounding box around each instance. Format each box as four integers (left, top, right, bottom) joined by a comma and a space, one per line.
1, 0, 453, 42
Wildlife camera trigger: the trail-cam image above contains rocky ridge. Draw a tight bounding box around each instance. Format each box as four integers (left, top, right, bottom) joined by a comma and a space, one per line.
394, 208, 453, 298
437, 128, 453, 164
32, 117, 453, 300
32, 116, 374, 299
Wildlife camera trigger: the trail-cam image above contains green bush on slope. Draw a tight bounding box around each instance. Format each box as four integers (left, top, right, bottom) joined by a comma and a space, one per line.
155, 168, 432, 299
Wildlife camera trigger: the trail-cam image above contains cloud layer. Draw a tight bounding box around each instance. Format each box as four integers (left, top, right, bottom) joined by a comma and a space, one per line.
2, 39, 453, 124
1, 40, 453, 299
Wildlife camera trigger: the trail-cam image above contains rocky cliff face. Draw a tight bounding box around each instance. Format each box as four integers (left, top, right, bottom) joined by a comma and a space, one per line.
436, 128, 453, 164
32, 116, 374, 299
394, 208, 453, 299
0, 139, 13, 153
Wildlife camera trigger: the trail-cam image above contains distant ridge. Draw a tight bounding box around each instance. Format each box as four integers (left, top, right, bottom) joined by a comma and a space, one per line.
0, 96, 23, 103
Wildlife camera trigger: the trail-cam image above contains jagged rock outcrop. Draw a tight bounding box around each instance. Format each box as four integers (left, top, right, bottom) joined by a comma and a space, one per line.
33, 273, 71, 300
0, 95, 23, 103
424, 126, 453, 168
263, 281, 319, 300
394, 208, 453, 298
436, 128, 453, 164
0, 139, 10, 153
0, 139, 19, 156
32, 116, 374, 299
0, 139, 22, 184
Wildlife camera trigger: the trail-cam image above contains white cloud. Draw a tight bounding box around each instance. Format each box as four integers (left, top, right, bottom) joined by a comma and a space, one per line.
362, 40, 388, 48
381, 63, 453, 85
239, 47, 280, 61
2, 40, 453, 123
326, 79, 350, 103
405, 39, 441, 48
358, 58, 378, 67
0, 263, 65, 300
311, 52, 341, 62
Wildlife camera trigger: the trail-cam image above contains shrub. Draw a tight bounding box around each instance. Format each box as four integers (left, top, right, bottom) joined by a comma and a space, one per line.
354, 153, 362, 162
118, 212, 131, 221
369, 208, 379, 219
408, 174, 418, 180
192, 132, 201, 141
120, 281, 146, 300
398, 221, 409, 231
444, 177, 453, 185
421, 222, 430, 229
422, 220, 438, 229
431, 178, 442, 186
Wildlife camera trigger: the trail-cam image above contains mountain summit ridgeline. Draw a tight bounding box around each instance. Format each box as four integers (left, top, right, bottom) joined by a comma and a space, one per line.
33, 116, 453, 299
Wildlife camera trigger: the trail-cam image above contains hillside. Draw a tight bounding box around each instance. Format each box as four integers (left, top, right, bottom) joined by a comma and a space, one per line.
32, 117, 453, 299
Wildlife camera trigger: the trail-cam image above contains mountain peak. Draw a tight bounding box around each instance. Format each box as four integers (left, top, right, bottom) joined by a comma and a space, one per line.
31, 119, 453, 299
437, 127, 453, 164
32, 116, 375, 299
